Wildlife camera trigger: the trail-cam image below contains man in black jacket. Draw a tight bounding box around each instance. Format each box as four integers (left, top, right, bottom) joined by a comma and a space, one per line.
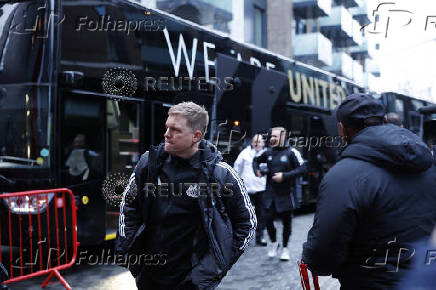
302, 94, 436, 289
115, 102, 256, 290
253, 127, 306, 261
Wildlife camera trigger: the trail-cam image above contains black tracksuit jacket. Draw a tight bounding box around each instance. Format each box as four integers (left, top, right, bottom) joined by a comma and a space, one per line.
115, 140, 256, 289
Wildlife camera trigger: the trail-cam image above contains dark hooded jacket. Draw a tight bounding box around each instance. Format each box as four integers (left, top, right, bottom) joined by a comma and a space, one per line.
302, 124, 436, 290
115, 140, 256, 289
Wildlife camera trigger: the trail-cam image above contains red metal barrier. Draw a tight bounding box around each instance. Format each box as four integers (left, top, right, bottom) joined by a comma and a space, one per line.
297, 260, 320, 290
0, 188, 79, 289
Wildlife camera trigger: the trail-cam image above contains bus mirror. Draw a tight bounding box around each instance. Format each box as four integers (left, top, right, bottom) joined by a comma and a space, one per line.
418, 105, 436, 115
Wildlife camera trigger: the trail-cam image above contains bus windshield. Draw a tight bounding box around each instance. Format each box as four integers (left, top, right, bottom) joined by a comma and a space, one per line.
0, 86, 51, 168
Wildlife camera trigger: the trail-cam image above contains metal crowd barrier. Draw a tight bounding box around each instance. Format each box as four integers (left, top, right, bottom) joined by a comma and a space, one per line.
297, 260, 320, 290
0, 188, 79, 289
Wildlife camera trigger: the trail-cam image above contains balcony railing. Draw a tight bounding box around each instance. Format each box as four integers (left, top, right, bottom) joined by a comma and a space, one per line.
333, 0, 361, 9
294, 32, 333, 66
324, 52, 353, 79
364, 71, 378, 89
366, 59, 380, 77
350, 2, 369, 26
320, 6, 355, 46
352, 20, 363, 46
349, 39, 376, 59
352, 60, 363, 85
293, 0, 332, 18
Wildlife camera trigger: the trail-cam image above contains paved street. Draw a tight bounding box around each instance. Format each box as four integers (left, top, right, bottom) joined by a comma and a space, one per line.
6, 213, 340, 290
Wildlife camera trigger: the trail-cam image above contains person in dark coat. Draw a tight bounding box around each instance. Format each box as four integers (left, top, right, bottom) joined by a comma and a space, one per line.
396, 230, 436, 290
115, 102, 256, 290
302, 93, 436, 290
253, 127, 306, 261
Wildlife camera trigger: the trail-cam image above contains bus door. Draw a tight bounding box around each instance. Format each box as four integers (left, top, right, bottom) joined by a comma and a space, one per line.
143, 101, 172, 147
60, 91, 142, 244
105, 98, 142, 241
151, 101, 171, 146
60, 92, 106, 245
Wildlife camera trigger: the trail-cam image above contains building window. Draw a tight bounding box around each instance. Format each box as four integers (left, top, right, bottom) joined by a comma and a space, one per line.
295, 17, 307, 35
254, 6, 265, 47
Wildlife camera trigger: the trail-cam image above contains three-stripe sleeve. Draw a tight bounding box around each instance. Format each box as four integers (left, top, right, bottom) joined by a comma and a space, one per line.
217, 162, 257, 251
119, 172, 136, 237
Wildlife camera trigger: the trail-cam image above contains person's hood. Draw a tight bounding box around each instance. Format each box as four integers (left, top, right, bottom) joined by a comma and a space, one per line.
197, 139, 223, 166
341, 124, 433, 173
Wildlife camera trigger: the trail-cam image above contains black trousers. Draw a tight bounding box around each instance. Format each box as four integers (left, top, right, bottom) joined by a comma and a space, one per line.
249, 191, 265, 241
136, 273, 196, 290
264, 204, 292, 248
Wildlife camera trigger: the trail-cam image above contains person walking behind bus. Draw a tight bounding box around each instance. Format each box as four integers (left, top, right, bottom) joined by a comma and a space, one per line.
253, 127, 306, 261
234, 134, 267, 246
302, 94, 436, 289
115, 102, 256, 290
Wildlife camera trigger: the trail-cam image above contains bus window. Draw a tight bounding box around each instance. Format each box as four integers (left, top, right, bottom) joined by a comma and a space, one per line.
61, 94, 105, 185
395, 99, 405, 123
411, 100, 425, 111
0, 86, 51, 169
408, 111, 423, 136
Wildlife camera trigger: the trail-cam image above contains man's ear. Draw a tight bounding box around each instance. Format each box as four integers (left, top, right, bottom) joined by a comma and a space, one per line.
193, 130, 203, 144
337, 122, 345, 138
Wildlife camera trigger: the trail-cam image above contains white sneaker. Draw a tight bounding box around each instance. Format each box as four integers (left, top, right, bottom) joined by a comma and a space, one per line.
280, 247, 290, 261
267, 242, 279, 258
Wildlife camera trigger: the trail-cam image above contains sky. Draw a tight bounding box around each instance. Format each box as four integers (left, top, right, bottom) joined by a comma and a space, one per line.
365, 0, 436, 103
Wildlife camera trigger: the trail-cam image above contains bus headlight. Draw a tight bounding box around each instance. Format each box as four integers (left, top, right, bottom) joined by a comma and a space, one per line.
3, 193, 54, 214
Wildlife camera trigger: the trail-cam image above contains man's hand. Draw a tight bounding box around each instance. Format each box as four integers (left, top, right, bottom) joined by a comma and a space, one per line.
256, 170, 262, 177
272, 172, 283, 183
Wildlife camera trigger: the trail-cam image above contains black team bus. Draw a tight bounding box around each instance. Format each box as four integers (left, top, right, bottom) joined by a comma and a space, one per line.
0, 0, 366, 251
380, 92, 433, 135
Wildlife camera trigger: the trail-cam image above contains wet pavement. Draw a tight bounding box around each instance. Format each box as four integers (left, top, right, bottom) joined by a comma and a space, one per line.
6, 213, 340, 290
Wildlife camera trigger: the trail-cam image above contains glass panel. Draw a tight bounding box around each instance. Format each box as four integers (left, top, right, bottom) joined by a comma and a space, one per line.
395, 99, 405, 121
107, 100, 141, 172
61, 94, 105, 185
0, 86, 51, 168
105, 100, 141, 235
254, 6, 264, 47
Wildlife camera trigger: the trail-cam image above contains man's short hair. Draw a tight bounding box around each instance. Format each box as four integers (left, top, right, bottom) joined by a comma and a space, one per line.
386, 112, 403, 126
168, 101, 209, 135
